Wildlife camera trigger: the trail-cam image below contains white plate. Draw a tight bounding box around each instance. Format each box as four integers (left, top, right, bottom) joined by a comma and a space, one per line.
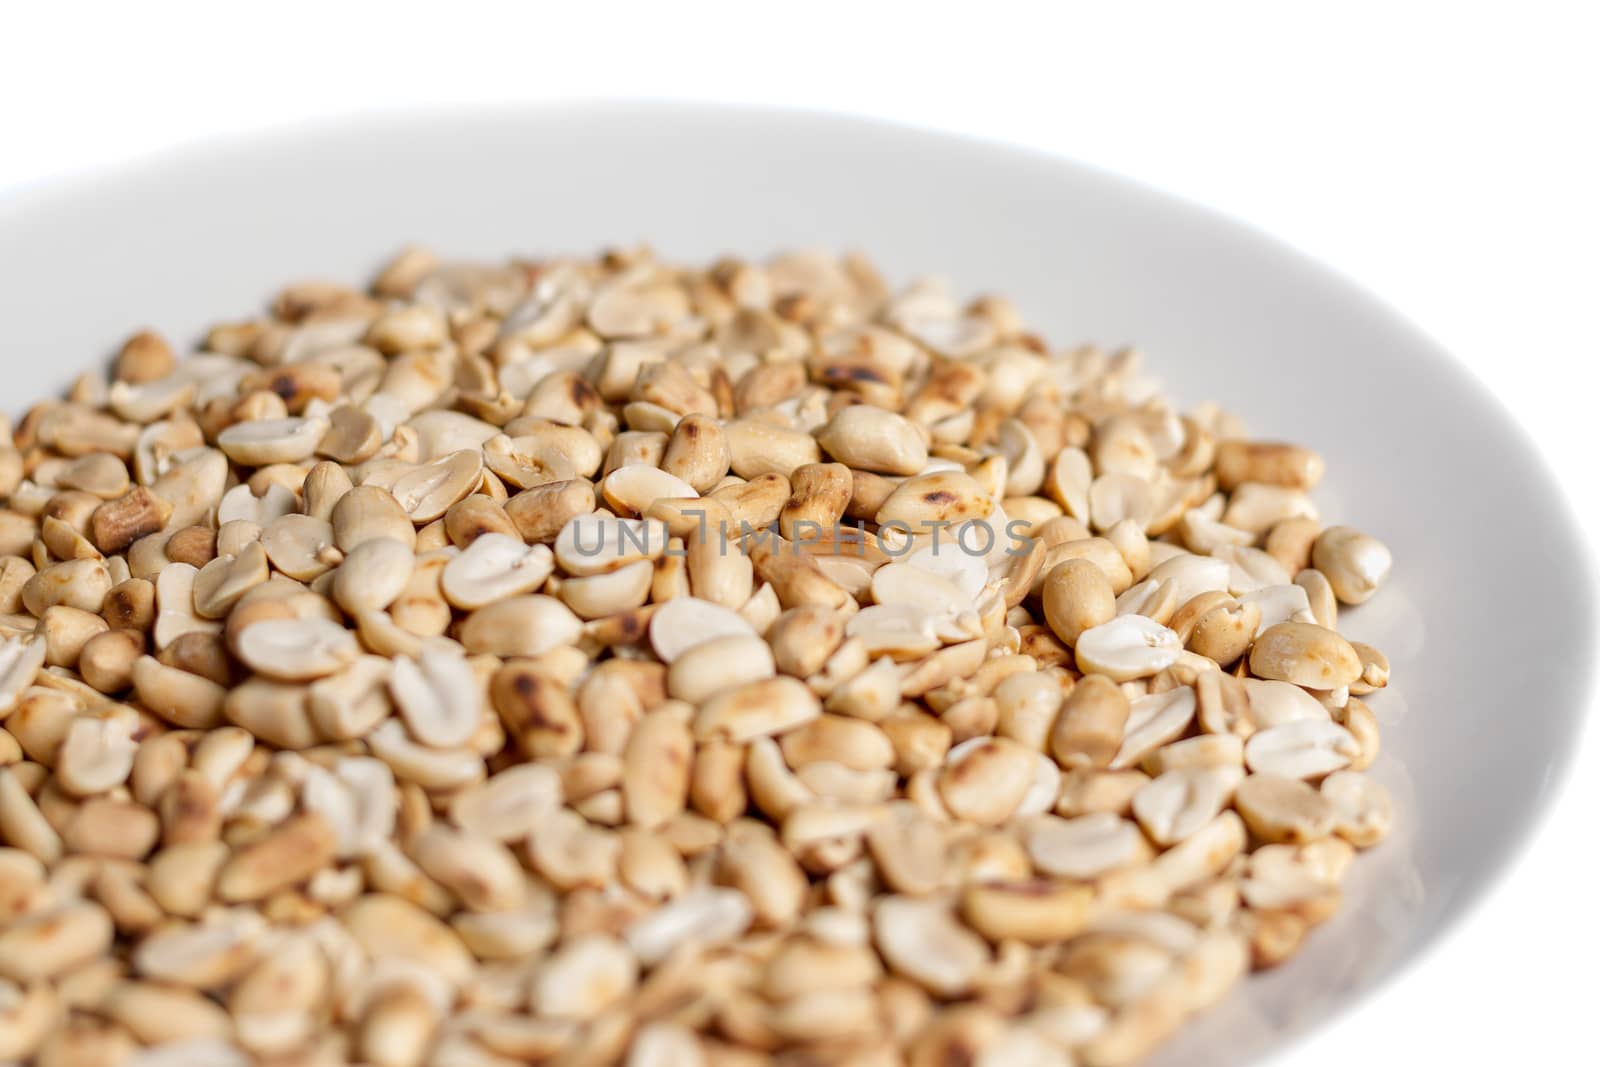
1, 103, 1592, 1065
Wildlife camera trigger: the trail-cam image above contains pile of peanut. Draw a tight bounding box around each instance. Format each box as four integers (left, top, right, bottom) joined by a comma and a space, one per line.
0, 247, 1395, 1067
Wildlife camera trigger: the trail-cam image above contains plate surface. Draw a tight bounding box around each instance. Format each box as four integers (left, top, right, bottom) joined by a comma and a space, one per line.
1, 103, 1592, 1065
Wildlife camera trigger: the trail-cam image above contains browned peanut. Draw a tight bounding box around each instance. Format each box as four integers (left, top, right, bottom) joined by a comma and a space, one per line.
937, 737, 1035, 825
1051, 674, 1131, 769
1186, 599, 1261, 666
1042, 559, 1115, 646
77, 629, 144, 694
661, 414, 732, 494
1311, 525, 1393, 605
816, 405, 928, 477
113, 330, 176, 384
102, 577, 155, 631
779, 462, 853, 541
217, 813, 337, 901
768, 605, 846, 679
1213, 440, 1324, 490
622, 706, 694, 829
725, 419, 821, 479
1248, 622, 1362, 689
504, 479, 598, 544
90, 487, 173, 555
1264, 516, 1321, 575
491, 661, 583, 759
960, 879, 1093, 943
875, 471, 991, 534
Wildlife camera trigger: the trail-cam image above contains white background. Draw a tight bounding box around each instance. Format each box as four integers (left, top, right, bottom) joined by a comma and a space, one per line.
3, 2, 1596, 1064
